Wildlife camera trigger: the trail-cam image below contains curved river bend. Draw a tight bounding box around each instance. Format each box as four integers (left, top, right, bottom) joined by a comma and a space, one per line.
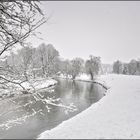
0, 78, 106, 139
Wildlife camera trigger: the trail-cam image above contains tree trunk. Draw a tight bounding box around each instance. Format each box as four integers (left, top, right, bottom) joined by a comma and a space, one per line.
24, 70, 28, 81
90, 72, 94, 80
33, 71, 36, 79
72, 75, 76, 80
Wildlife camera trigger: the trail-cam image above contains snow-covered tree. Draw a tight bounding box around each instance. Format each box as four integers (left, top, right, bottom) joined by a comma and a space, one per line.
113, 60, 123, 74
70, 58, 84, 79
36, 43, 59, 77
85, 55, 101, 80
59, 59, 71, 77
113, 59, 140, 75
122, 63, 129, 75
0, 1, 46, 58
128, 59, 138, 75
17, 46, 33, 80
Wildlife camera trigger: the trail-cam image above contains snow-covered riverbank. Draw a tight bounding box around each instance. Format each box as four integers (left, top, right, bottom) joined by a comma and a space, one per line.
0, 78, 57, 99
57, 73, 109, 90
39, 74, 140, 139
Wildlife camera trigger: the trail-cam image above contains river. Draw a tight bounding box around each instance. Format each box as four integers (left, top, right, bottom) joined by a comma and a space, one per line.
0, 78, 106, 139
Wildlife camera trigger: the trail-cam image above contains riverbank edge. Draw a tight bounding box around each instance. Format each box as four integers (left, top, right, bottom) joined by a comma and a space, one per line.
56, 74, 109, 90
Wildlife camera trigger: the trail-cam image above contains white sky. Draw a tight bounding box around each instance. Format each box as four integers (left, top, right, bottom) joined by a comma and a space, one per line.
29, 1, 140, 64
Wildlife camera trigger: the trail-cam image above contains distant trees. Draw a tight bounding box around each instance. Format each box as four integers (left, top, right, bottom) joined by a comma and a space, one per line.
101, 64, 113, 74
70, 58, 84, 79
59, 55, 101, 80
18, 46, 33, 80
59, 58, 84, 79
59, 59, 71, 78
113, 60, 123, 74
113, 59, 140, 75
128, 59, 138, 75
85, 55, 101, 80
36, 43, 59, 77
5, 43, 60, 80
122, 63, 129, 75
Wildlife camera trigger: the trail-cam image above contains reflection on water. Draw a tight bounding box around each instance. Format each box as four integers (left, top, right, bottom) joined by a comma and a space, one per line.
0, 78, 106, 139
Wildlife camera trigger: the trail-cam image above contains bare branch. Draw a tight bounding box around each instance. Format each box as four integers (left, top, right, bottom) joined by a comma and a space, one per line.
0, 76, 26, 90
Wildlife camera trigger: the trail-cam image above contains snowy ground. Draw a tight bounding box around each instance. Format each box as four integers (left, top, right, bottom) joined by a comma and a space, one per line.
0, 78, 57, 99
39, 74, 140, 139
21, 78, 57, 92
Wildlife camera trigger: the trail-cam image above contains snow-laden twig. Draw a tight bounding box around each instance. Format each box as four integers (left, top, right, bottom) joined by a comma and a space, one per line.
0, 109, 42, 130
33, 92, 77, 112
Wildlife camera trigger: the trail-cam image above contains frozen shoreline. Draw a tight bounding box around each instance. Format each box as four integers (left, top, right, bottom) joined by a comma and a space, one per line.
39, 74, 140, 139
57, 73, 109, 90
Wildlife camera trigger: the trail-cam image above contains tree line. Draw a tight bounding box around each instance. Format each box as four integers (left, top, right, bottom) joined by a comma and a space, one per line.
113, 59, 140, 75
0, 43, 102, 82
60, 55, 101, 80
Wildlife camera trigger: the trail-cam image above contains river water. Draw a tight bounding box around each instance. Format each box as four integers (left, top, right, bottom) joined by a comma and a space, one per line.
0, 78, 106, 139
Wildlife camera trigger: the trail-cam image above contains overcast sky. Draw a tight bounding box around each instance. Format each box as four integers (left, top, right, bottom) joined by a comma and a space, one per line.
29, 1, 140, 64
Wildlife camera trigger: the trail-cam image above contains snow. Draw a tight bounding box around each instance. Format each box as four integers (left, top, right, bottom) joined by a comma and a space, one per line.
38, 74, 140, 139
75, 73, 91, 81
21, 78, 57, 91
59, 73, 91, 80
0, 78, 57, 99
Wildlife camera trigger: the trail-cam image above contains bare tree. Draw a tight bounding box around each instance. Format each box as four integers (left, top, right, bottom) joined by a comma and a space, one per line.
113, 60, 123, 74
36, 43, 59, 77
0, 1, 46, 57
128, 59, 138, 75
30, 48, 38, 79
85, 55, 101, 80
59, 59, 71, 78
70, 58, 84, 80
17, 46, 33, 81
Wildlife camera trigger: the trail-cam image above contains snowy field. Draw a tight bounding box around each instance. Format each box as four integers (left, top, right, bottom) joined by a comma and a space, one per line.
39, 74, 140, 139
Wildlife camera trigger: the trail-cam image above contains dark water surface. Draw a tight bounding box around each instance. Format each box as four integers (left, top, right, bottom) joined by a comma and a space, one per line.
0, 78, 106, 139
